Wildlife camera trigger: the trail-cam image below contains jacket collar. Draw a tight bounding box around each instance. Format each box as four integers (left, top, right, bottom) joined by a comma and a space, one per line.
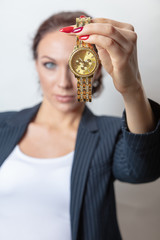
5, 101, 98, 132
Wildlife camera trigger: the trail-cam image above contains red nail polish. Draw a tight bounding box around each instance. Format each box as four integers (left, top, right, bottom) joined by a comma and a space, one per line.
72, 27, 83, 33
80, 15, 86, 18
59, 26, 74, 33
79, 35, 90, 40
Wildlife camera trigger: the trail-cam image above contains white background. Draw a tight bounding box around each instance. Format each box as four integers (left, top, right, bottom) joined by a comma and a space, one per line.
0, 0, 160, 239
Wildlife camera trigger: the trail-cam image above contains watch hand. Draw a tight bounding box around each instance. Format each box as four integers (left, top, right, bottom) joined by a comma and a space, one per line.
79, 58, 83, 62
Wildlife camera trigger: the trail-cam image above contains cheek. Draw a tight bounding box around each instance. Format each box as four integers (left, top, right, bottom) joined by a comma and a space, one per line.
71, 75, 78, 90
38, 68, 57, 87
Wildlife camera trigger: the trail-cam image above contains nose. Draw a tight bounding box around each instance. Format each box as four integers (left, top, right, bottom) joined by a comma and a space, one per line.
57, 65, 73, 89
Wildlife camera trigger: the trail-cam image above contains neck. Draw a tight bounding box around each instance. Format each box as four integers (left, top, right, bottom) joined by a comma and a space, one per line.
33, 98, 85, 131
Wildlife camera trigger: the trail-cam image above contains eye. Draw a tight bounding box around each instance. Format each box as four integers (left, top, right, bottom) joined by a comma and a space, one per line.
43, 62, 56, 69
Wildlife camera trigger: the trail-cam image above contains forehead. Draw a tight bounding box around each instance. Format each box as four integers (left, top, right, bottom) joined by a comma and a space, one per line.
37, 31, 76, 60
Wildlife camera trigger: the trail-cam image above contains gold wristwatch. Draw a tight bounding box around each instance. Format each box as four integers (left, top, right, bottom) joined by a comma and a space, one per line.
69, 16, 100, 102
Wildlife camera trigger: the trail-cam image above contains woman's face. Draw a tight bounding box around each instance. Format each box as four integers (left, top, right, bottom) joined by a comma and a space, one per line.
35, 30, 99, 113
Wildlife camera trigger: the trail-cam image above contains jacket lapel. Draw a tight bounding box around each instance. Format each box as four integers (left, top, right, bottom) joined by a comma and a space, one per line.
0, 103, 41, 167
0, 102, 100, 240
70, 106, 99, 240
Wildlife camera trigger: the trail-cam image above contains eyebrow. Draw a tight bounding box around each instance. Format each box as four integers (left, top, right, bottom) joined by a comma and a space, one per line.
41, 56, 56, 61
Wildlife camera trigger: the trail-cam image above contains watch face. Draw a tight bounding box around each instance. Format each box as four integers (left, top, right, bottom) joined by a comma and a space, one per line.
69, 47, 99, 77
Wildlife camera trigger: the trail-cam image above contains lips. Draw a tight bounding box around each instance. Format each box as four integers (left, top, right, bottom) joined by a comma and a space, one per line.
56, 95, 74, 97
58, 95, 74, 97
55, 94, 75, 103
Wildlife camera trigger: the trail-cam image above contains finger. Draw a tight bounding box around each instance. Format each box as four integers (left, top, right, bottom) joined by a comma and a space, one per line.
72, 23, 132, 52
95, 46, 113, 73
64, 24, 137, 46
82, 34, 125, 62
115, 27, 137, 43
91, 17, 135, 31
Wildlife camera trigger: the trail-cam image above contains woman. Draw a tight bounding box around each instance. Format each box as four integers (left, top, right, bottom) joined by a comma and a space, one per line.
0, 11, 160, 240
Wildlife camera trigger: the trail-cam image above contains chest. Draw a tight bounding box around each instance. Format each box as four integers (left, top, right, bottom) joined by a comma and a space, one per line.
0, 141, 73, 239
18, 123, 77, 159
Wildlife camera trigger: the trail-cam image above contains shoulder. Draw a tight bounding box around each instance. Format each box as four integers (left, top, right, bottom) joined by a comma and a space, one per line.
0, 102, 41, 127
96, 115, 122, 129
92, 113, 123, 154
96, 114, 121, 126
95, 113, 122, 136
0, 110, 17, 125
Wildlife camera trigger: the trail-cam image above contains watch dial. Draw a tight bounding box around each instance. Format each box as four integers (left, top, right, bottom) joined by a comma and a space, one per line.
71, 49, 97, 76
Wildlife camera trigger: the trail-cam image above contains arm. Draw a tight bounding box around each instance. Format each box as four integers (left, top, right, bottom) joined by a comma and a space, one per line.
65, 16, 158, 134
112, 98, 160, 183
63, 17, 160, 182
122, 81, 158, 134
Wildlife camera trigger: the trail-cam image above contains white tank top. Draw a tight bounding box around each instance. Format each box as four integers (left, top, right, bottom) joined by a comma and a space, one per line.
0, 144, 74, 240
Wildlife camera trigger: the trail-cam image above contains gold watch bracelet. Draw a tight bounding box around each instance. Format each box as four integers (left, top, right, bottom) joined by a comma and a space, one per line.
76, 17, 93, 102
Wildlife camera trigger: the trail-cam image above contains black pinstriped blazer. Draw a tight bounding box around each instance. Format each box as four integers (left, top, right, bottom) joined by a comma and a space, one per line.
0, 99, 160, 240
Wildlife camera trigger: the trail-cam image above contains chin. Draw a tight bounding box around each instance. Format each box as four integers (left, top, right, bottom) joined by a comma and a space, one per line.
57, 101, 85, 113
44, 95, 84, 112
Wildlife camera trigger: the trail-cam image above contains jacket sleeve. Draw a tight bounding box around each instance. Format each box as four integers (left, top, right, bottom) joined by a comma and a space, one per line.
112, 98, 160, 183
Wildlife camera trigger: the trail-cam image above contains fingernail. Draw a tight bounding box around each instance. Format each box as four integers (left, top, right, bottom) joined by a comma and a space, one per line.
59, 26, 74, 33
79, 35, 90, 40
72, 27, 83, 33
80, 15, 86, 18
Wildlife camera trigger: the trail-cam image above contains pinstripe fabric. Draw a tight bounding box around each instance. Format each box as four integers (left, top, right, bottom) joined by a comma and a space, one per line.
0, 99, 160, 240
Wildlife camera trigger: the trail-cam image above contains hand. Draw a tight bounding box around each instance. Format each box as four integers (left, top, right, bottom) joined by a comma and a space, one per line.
60, 17, 142, 95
